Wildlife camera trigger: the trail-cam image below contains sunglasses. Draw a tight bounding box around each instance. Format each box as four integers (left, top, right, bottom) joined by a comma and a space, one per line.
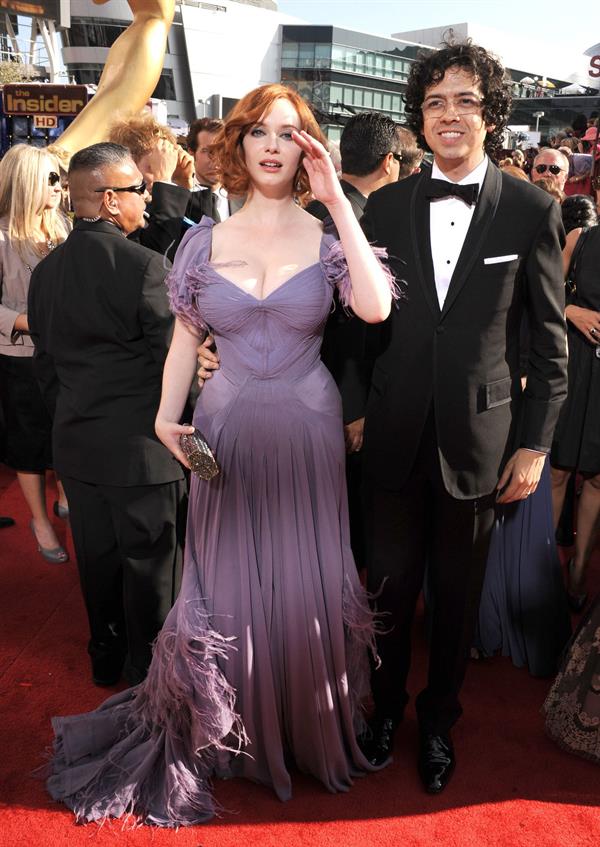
48, 171, 61, 186
94, 180, 147, 195
392, 153, 403, 164
534, 164, 564, 176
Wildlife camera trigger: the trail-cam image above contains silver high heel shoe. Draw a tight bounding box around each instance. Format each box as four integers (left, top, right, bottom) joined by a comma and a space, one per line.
29, 520, 69, 564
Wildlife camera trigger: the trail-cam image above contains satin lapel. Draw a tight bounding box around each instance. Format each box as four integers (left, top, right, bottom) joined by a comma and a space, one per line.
410, 174, 440, 318
440, 163, 502, 319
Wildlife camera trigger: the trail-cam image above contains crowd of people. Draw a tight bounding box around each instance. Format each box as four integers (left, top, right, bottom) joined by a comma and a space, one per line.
0, 39, 599, 828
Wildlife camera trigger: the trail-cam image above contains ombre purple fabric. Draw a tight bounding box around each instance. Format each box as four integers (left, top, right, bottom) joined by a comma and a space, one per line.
47, 217, 392, 827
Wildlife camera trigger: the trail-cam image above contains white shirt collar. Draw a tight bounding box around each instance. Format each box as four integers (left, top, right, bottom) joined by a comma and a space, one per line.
432, 155, 489, 187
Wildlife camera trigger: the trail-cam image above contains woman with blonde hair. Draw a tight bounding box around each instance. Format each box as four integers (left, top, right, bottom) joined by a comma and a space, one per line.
0, 145, 71, 562
48, 82, 396, 826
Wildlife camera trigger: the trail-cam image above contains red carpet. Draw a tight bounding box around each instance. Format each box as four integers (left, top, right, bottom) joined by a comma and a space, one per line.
1, 465, 599, 847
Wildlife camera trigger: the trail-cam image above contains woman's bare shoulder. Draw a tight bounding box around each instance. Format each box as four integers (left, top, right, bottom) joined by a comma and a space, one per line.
297, 205, 325, 234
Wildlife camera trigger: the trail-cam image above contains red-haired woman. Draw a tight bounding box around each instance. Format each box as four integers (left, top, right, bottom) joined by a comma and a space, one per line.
47, 84, 396, 826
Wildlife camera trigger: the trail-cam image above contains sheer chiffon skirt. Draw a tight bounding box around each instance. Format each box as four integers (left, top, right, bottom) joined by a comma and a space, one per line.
47, 373, 377, 827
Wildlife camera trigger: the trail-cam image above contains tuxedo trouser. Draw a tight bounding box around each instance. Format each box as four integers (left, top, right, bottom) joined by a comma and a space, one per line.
365, 410, 495, 734
61, 476, 186, 683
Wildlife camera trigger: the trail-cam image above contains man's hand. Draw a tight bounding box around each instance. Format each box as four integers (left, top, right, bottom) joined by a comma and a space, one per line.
344, 418, 364, 454
565, 304, 600, 345
496, 448, 546, 503
197, 334, 220, 387
138, 139, 179, 191
172, 148, 195, 190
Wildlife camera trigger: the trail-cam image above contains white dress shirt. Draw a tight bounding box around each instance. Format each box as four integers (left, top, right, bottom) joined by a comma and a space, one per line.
214, 187, 230, 221
430, 156, 489, 309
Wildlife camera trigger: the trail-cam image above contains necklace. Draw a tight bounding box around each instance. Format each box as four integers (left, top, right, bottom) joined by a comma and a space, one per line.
24, 238, 56, 273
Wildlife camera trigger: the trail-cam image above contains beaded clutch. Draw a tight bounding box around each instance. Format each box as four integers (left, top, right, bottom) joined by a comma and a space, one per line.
179, 426, 220, 481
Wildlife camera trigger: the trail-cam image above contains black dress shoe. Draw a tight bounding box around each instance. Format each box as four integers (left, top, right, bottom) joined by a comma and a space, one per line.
418, 733, 455, 794
0, 516, 15, 528
89, 641, 126, 686
91, 653, 125, 686
359, 715, 398, 766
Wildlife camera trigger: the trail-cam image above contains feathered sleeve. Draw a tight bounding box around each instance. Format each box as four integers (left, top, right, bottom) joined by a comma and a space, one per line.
165, 217, 216, 332
319, 230, 402, 309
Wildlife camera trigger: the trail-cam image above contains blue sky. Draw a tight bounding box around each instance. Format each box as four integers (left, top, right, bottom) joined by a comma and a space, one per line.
278, 1, 594, 53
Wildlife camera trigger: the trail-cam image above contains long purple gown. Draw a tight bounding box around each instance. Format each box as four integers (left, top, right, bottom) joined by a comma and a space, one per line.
47, 218, 389, 826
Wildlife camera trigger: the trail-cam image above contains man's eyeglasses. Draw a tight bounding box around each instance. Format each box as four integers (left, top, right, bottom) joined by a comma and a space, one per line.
94, 181, 147, 195
534, 164, 565, 176
422, 96, 484, 118
48, 171, 61, 187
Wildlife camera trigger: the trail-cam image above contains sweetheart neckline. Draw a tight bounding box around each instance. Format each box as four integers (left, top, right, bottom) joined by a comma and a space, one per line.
202, 215, 327, 303
205, 261, 322, 303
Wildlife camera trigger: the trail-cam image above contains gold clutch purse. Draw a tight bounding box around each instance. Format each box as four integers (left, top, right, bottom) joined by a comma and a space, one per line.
179, 426, 220, 481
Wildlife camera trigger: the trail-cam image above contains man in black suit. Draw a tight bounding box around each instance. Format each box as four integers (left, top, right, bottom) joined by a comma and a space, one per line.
306, 113, 422, 566
187, 117, 241, 223
359, 43, 568, 792
28, 143, 185, 688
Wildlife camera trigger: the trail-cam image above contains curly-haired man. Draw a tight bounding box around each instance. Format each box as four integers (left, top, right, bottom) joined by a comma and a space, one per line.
359, 42, 568, 792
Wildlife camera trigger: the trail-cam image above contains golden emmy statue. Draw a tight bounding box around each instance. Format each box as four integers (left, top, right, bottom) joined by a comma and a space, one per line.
50, 0, 175, 164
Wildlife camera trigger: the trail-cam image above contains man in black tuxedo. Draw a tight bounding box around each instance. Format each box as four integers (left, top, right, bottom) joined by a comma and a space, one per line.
28, 143, 185, 688
359, 43, 568, 792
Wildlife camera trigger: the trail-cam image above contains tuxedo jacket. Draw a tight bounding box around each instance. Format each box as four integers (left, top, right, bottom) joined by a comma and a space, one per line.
361, 163, 568, 499
28, 219, 183, 487
307, 180, 370, 424
307, 178, 367, 223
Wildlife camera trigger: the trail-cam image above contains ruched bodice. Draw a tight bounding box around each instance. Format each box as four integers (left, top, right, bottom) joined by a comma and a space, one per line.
169, 217, 347, 378
168, 217, 359, 452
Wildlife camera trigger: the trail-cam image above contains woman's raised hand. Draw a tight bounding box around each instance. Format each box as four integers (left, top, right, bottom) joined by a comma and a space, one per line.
292, 130, 345, 209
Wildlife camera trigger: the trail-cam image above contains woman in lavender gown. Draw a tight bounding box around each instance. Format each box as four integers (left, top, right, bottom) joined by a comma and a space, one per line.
47, 84, 395, 826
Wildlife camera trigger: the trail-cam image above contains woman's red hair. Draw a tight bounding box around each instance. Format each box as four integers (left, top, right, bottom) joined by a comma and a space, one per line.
213, 83, 326, 205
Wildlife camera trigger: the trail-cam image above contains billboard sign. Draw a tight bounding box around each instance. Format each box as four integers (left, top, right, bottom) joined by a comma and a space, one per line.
2, 84, 88, 117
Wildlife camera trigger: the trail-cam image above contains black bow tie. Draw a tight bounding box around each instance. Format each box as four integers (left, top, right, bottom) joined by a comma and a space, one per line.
425, 179, 479, 206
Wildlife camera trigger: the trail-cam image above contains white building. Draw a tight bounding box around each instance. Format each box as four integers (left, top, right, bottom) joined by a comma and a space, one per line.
179, 0, 300, 120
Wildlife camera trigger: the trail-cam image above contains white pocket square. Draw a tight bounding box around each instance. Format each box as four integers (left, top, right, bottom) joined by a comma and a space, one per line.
484, 254, 519, 265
